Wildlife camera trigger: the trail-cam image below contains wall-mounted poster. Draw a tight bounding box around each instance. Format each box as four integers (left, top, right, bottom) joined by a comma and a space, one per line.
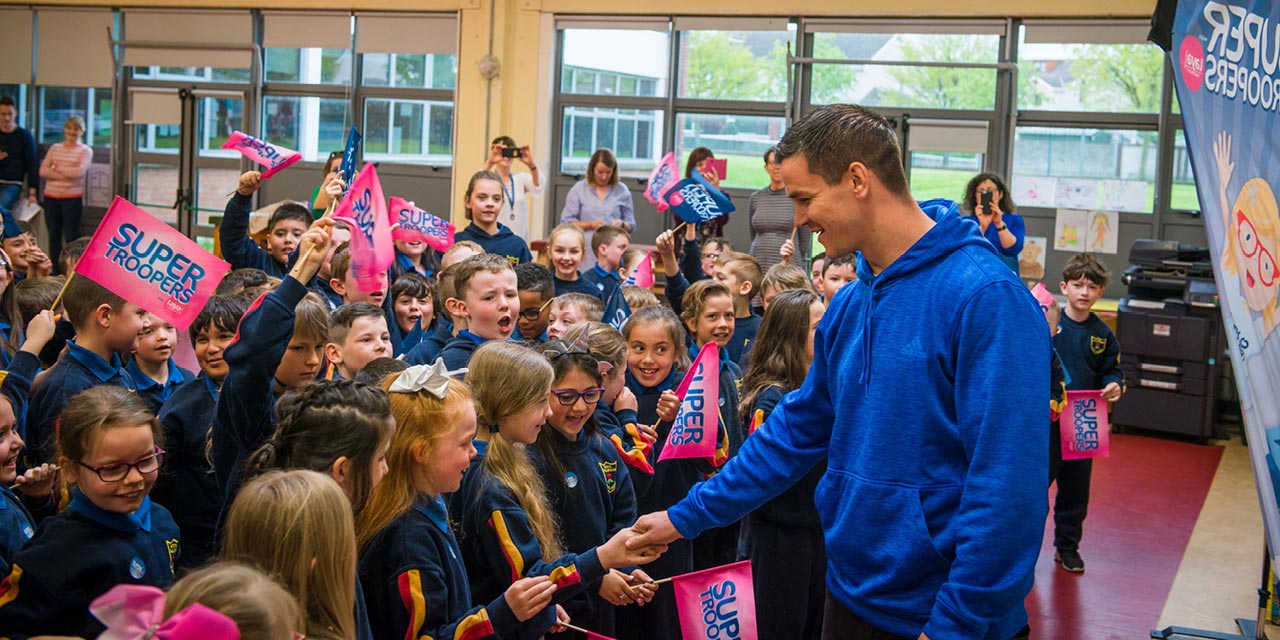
1055, 178, 1099, 210
1012, 175, 1057, 208
1085, 210, 1120, 254
1100, 179, 1149, 213
1054, 209, 1088, 252
1019, 235, 1048, 281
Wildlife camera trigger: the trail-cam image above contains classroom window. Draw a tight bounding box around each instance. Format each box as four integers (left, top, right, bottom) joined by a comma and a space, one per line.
1011, 126, 1157, 213
1171, 128, 1200, 212
808, 32, 999, 110
909, 151, 984, 202
677, 28, 794, 102
560, 29, 670, 97
39, 87, 112, 147
362, 98, 453, 163
560, 107, 663, 178
361, 53, 457, 90
198, 96, 242, 157
131, 66, 252, 83
262, 95, 351, 161
674, 113, 786, 190
1017, 29, 1164, 113
266, 48, 353, 85
133, 162, 179, 224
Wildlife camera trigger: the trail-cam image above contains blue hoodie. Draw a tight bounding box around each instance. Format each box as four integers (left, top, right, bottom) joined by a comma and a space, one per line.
668, 200, 1050, 640
455, 223, 532, 265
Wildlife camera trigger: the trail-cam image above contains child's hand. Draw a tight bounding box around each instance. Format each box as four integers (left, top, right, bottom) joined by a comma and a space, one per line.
598, 569, 640, 606
624, 569, 658, 605
503, 576, 556, 622
655, 230, 676, 257
636, 423, 659, 445
323, 174, 346, 201
236, 171, 263, 196
549, 605, 570, 633
1101, 382, 1123, 402
21, 310, 57, 355
656, 390, 680, 423
598, 527, 667, 569
614, 385, 638, 414
15, 463, 59, 500
779, 237, 796, 263
25, 247, 51, 278
299, 224, 332, 264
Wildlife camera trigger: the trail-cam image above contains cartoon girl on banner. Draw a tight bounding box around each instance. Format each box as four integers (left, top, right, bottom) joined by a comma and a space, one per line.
1213, 132, 1280, 428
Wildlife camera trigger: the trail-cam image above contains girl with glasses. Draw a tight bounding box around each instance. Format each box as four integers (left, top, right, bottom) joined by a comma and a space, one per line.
532, 337, 657, 639
0, 385, 181, 638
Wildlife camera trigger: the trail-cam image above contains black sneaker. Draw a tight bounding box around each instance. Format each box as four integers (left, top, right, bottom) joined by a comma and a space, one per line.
1055, 549, 1085, 573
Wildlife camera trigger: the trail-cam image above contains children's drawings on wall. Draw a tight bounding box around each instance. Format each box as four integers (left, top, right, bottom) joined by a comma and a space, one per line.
1012, 176, 1057, 208
1054, 209, 1087, 252
1055, 179, 1099, 210
1054, 209, 1119, 254
1019, 236, 1047, 281
1086, 210, 1119, 254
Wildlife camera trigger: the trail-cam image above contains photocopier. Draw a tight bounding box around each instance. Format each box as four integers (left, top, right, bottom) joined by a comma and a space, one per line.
1112, 239, 1224, 439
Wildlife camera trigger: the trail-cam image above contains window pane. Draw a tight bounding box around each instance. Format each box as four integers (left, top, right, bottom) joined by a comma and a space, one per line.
132, 66, 250, 83
360, 54, 458, 89
561, 107, 664, 178
263, 96, 352, 162
1017, 30, 1163, 113
1171, 128, 1200, 212
198, 97, 243, 157
362, 98, 453, 164
674, 113, 786, 190
195, 167, 242, 226
1012, 126, 1157, 213
909, 151, 983, 201
561, 29, 669, 97
265, 48, 352, 84
678, 29, 794, 101
41, 87, 112, 147
134, 163, 179, 224
136, 124, 181, 154
809, 33, 998, 110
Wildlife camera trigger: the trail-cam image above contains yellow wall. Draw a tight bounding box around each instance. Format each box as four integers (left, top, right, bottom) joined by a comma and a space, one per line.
2, 0, 1158, 229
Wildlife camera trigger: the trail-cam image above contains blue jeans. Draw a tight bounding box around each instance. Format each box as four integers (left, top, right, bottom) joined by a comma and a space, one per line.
0, 184, 21, 218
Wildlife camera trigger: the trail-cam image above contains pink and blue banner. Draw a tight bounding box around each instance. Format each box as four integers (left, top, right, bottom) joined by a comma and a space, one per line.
389, 197, 455, 252
220, 131, 301, 179
333, 163, 394, 293
1160, 0, 1280, 572
658, 342, 720, 462
79, 197, 231, 331
622, 251, 654, 289
1058, 390, 1111, 460
645, 152, 680, 212
665, 171, 736, 225
671, 561, 757, 640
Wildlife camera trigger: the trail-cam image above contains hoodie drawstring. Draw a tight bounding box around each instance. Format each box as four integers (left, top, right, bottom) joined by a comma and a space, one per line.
858, 278, 877, 395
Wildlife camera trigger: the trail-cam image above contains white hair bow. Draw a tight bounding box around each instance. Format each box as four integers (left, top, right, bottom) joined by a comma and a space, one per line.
388, 358, 467, 399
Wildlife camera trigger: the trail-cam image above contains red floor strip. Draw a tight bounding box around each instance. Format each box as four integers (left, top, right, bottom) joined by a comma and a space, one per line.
1025, 433, 1224, 640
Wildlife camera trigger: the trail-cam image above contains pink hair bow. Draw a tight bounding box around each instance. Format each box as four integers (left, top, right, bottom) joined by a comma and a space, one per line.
91, 584, 240, 640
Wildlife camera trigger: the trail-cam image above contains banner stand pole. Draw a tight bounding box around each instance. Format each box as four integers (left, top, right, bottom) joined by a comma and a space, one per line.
1150, 544, 1270, 640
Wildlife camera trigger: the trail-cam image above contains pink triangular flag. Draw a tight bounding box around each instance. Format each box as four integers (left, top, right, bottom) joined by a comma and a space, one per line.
672, 561, 757, 640
333, 163, 394, 292
622, 251, 654, 289
658, 342, 719, 462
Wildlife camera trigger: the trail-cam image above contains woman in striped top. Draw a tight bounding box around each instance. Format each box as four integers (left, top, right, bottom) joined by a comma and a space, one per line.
39, 115, 92, 272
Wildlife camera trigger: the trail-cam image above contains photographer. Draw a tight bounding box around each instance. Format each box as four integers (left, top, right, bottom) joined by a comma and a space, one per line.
483, 135, 542, 241
962, 172, 1025, 273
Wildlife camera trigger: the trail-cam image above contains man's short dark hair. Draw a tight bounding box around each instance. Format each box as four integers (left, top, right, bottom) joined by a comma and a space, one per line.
774, 104, 908, 194
0, 97, 14, 109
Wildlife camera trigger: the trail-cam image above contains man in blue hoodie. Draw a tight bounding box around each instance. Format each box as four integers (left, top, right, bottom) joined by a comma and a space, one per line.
629, 104, 1050, 640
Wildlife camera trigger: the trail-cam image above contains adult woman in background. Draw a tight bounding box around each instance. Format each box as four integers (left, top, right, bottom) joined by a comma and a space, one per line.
484, 135, 542, 242
751, 146, 809, 276
962, 172, 1025, 273
39, 115, 93, 271
310, 151, 343, 218
684, 146, 730, 242
561, 148, 635, 269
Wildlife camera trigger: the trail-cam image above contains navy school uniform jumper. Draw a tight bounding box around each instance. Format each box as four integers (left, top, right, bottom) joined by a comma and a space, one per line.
1051, 310, 1123, 553
455, 223, 532, 265
391, 249, 437, 281
666, 201, 1051, 640
727, 312, 761, 368
359, 495, 529, 640
581, 264, 622, 303
553, 273, 602, 299
27, 340, 137, 466
404, 317, 454, 366
219, 192, 290, 278
529, 424, 638, 637
448, 439, 605, 636
153, 373, 221, 571
211, 276, 310, 502
0, 352, 56, 575
0, 493, 180, 639
742, 385, 827, 640
680, 238, 708, 284
438, 330, 489, 371
593, 401, 654, 495
311, 277, 344, 311
127, 358, 195, 414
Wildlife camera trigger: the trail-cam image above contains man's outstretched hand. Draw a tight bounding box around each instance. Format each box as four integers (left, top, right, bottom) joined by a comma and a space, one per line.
627, 511, 683, 550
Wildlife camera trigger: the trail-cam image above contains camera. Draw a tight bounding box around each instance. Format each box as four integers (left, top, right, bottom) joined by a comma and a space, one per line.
501, 147, 523, 159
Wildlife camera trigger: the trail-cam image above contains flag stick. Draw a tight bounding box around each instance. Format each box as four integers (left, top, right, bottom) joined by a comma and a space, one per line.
294, 199, 338, 268
789, 226, 798, 245
648, 576, 675, 586
672, 221, 687, 235
562, 623, 591, 634
49, 271, 75, 312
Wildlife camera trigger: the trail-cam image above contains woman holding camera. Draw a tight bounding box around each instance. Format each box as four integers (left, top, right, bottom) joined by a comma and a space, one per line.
962, 172, 1025, 273
560, 148, 635, 269
484, 135, 542, 241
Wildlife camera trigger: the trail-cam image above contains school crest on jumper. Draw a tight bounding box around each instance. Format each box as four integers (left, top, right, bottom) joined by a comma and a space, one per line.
1090, 336, 1107, 355
599, 461, 618, 494
166, 538, 180, 574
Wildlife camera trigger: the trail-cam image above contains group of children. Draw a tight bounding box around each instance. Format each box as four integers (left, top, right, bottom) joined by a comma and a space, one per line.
0, 163, 1124, 640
